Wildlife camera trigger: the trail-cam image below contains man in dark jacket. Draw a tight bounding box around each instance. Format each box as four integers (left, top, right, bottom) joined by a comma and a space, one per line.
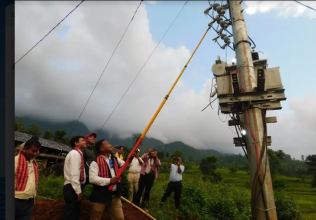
82, 133, 97, 189
89, 139, 125, 220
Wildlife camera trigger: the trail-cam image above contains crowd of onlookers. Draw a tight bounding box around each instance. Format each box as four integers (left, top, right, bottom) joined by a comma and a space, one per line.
14, 133, 185, 220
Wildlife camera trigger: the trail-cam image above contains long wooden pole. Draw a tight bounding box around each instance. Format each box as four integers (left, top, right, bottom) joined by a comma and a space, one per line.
109, 27, 210, 190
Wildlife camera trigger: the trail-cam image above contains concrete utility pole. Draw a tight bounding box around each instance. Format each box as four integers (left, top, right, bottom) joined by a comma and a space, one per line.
228, 1, 277, 220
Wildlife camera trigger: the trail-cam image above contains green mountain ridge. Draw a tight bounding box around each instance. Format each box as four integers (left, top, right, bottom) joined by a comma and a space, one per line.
15, 117, 223, 161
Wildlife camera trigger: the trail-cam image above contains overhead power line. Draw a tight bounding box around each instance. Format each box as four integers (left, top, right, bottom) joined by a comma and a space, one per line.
14, 0, 85, 66
294, 0, 316, 12
70, 0, 143, 135
98, 1, 189, 134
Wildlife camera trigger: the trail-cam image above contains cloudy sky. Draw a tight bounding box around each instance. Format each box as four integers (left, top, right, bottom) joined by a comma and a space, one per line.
15, 1, 316, 159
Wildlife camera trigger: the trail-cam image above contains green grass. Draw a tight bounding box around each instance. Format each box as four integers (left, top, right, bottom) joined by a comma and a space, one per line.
36, 165, 316, 219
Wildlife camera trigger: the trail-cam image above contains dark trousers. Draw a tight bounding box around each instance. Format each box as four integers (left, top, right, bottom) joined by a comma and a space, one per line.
15, 198, 34, 220
132, 173, 155, 208
62, 184, 82, 220
161, 181, 182, 209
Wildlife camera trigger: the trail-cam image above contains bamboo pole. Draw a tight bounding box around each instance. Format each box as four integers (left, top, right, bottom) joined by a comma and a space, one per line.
109, 26, 210, 190
120, 196, 157, 220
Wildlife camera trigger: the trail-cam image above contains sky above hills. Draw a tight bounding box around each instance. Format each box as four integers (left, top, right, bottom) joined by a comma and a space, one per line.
15, 1, 316, 159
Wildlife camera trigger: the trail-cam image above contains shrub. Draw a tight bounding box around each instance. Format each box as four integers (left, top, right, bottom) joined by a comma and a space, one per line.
180, 183, 206, 218
275, 191, 302, 220
273, 178, 286, 191
229, 166, 238, 174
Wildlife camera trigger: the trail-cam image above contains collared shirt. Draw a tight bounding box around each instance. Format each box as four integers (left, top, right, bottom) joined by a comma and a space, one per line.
83, 145, 97, 166
145, 158, 154, 174
140, 155, 161, 179
63, 150, 86, 194
115, 152, 124, 160
169, 164, 185, 182
89, 154, 125, 191
128, 157, 143, 173
15, 155, 36, 199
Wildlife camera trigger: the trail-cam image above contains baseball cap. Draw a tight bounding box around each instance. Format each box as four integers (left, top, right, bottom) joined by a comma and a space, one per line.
84, 133, 97, 140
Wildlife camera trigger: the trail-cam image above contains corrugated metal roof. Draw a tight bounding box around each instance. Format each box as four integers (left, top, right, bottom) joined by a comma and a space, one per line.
15, 131, 72, 152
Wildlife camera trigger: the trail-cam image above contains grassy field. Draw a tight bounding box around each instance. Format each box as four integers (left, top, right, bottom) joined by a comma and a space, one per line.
37, 163, 316, 219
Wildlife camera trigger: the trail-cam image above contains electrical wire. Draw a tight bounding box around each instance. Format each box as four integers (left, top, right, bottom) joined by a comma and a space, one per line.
294, 0, 316, 12
70, 0, 143, 136
14, 0, 85, 66
98, 1, 189, 134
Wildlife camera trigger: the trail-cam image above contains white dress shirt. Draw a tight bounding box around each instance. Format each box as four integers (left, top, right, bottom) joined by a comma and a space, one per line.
128, 157, 143, 173
63, 150, 86, 194
169, 164, 185, 182
89, 154, 125, 191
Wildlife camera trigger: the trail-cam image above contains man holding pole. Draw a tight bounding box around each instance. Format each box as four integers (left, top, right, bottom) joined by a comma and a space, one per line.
89, 139, 125, 220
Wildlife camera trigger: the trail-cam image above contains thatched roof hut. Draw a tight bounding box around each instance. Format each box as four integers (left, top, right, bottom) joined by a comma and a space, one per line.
15, 131, 72, 152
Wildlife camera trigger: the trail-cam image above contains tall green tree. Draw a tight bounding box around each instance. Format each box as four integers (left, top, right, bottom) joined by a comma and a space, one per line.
43, 129, 53, 140
171, 150, 183, 159
27, 124, 41, 137
306, 155, 316, 187
15, 118, 25, 132
53, 129, 67, 144
199, 156, 218, 175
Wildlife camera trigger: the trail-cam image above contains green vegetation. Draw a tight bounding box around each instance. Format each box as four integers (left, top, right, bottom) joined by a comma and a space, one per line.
15, 118, 316, 219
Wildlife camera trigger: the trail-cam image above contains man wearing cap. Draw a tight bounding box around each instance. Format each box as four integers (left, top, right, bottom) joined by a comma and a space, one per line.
127, 149, 143, 201
82, 132, 97, 189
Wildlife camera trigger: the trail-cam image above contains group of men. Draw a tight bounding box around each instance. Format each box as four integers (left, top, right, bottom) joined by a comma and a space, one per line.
14, 133, 185, 220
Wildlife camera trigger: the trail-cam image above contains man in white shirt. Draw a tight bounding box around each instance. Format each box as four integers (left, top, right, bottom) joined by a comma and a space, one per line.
160, 156, 185, 210
62, 136, 86, 220
89, 139, 125, 220
127, 148, 143, 201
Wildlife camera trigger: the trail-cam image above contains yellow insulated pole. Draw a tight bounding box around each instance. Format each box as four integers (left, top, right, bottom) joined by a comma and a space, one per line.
109, 26, 210, 190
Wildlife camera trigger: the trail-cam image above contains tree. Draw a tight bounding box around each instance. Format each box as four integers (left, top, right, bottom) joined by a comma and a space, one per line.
199, 156, 218, 175
301, 155, 304, 161
306, 155, 316, 187
166, 152, 169, 158
43, 129, 53, 140
268, 149, 284, 179
27, 124, 41, 137
171, 150, 183, 159
53, 129, 67, 143
157, 152, 165, 159
15, 118, 25, 132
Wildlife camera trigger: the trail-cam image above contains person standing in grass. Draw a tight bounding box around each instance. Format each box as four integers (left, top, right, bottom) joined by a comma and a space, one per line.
15, 136, 41, 220
160, 156, 185, 211
127, 148, 143, 201
62, 136, 87, 220
133, 148, 161, 211
89, 139, 125, 220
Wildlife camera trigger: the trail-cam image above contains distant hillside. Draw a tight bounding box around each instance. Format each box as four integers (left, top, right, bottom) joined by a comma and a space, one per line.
15, 117, 222, 162
15, 117, 164, 148
138, 141, 222, 161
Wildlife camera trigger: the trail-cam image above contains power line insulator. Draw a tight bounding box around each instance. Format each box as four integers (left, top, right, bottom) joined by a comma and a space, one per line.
252, 51, 259, 61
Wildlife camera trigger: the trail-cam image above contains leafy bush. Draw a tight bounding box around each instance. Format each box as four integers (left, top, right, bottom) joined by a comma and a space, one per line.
275, 191, 302, 220
229, 166, 238, 174
273, 178, 286, 191
180, 183, 206, 218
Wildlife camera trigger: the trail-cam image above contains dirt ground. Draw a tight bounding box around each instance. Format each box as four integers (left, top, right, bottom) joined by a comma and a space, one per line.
30, 199, 152, 220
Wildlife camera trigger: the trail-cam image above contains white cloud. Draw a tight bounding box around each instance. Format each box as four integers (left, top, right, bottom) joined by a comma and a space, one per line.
15, 2, 315, 159
244, 1, 316, 19
267, 93, 316, 159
